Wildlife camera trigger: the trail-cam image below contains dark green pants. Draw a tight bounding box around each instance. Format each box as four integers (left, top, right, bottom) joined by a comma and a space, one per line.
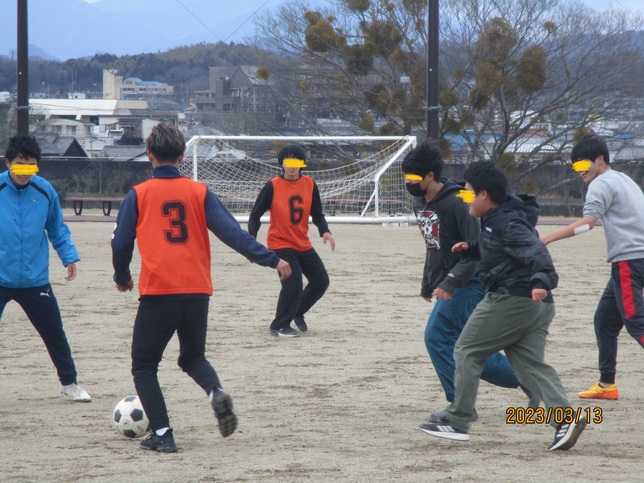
449, 293, 570, 431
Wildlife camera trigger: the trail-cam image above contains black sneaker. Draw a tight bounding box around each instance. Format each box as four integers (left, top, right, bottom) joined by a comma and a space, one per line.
293, 315, 308, 332
211, 388, 238, 438
419, 422, 470, 441
140, 428, 178, 453
429, 404, 479, 423
520, 384, 540, 408
548, 414, 587, 451
270, 326, 300, 337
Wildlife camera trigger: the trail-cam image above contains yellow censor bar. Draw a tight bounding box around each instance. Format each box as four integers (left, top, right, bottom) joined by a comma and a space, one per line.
10, 164, 39, 176
456, 189, 476, 204
282, 158, 307, 169
404, 174, 423, 181
572, 160, 592, 173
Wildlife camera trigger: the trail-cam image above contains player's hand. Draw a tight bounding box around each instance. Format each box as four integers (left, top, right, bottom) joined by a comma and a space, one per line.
422, 295, 432, 303
276, 260, 292, 280
531, 288, 547, 302
65, 262, 77, 281
116, 279, 134, 292
323, 232, 335, 251
451, 242, 469, 253
432, 287, 452, 300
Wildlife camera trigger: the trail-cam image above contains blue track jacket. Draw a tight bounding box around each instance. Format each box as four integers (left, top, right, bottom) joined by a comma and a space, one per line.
0, 171, 79, 288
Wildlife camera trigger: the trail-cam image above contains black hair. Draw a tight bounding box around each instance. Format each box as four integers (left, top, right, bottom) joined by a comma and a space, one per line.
277, 144, 307, 165
401, 141, 443, 179
5, 134, 41, 163
463, 161, 508, 204
571, 134, 610, 165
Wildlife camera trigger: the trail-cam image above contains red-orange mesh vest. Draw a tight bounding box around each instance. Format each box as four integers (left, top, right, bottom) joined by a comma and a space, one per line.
133, 177, 213, 295
268, 176, 314, 252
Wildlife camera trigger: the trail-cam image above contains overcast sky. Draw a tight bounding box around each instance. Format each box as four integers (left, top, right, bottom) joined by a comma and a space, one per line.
1, 0, 642, 61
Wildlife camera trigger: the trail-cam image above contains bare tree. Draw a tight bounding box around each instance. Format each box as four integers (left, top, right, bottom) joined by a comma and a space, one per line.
253, 0, 644, 165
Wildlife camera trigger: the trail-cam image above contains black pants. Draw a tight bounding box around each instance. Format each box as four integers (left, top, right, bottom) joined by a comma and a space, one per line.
594, 259, 644, 384
131, 297, 220, 431
0, 284, 78, 385
271, 248, 330, 331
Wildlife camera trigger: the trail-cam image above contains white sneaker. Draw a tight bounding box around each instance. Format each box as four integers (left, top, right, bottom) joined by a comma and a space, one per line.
60, 383, 92, 402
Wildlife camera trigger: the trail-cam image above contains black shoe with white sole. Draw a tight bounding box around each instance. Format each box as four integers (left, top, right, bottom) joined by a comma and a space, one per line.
270, 326, 300, 337
548, 414, 587, 451
140, 428, 178, 453
419, 422, 470, 441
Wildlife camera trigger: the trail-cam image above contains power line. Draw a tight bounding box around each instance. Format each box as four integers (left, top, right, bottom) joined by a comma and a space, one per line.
174, 0, 272, 44
173, 0, 327, 134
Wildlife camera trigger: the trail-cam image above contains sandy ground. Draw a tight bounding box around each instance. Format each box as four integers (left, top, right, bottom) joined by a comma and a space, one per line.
1, 213, 643, 482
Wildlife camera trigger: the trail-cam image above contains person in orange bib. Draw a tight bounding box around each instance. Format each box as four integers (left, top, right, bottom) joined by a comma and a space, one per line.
249, 144, 335, 337
112, 124, 291, 452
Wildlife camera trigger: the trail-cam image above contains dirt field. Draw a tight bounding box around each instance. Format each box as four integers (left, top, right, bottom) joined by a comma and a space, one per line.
1, 216, 643, 482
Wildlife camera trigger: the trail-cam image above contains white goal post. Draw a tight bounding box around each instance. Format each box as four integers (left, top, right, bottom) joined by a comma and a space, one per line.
180, 135, 418, 224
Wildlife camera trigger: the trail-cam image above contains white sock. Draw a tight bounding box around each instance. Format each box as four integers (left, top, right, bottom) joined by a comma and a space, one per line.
156, 427, 169, 436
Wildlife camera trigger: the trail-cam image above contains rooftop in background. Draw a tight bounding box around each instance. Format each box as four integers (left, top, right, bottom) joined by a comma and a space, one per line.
29, 99, 149, 119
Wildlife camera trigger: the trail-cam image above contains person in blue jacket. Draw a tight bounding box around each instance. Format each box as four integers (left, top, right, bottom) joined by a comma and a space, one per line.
1, 134, 91, 402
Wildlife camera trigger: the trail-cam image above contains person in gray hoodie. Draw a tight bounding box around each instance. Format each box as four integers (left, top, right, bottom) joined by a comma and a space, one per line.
541, 134, 644, 400
402, 142, 537, 425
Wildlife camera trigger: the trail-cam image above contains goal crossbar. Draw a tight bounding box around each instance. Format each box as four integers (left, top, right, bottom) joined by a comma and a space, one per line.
182, 135, 417, 223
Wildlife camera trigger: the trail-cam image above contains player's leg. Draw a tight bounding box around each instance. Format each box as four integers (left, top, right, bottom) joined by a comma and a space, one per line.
424, 298, 461, 403
595, 278, 623, 383
502, 299, 586, 451
614, 259, 644, 350
15, 285, 78, 385
175, 298, 220, 390
501, 299, 569, 426
270, 248, 303, 334
423, 291, 481, 423
175, 298, 237, 437
131, 299, 179, 432
0, 286, 13, 319
294, 248, 329, 324
447, 294, 512, 432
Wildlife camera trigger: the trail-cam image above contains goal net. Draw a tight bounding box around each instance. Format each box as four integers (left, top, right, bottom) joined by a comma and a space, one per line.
180, 136, 417, 222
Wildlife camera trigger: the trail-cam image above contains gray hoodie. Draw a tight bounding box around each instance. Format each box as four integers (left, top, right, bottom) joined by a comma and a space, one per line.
584, 169, 644, 262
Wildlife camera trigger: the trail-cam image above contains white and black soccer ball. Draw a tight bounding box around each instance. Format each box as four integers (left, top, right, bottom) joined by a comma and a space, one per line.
113, 395, 150, 439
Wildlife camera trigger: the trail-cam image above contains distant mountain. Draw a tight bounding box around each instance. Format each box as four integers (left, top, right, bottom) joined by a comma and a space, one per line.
0, 44, 56, 61
28, 44, 58, 61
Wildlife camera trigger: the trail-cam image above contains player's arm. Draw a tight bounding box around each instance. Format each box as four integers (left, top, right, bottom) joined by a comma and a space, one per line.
540, 216, 596, 245
503, 221, 559, 293
248, 182, 273, 238
111, 190, 137, 287
44, 185, 80, 272
436, 205, 479, 298
206, 190, 282, 268
310, 182, 335, 250
310, 182, 330, 234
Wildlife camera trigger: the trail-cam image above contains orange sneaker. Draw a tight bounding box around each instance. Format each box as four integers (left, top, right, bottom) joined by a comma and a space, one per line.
578, 383, 619, 400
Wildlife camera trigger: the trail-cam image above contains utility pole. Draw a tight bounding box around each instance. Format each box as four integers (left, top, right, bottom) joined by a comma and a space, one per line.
16, 0, 29, 135
426, 0, 440, 144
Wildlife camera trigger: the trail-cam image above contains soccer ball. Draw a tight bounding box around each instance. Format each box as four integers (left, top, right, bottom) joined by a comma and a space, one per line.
113, 395, 150, 439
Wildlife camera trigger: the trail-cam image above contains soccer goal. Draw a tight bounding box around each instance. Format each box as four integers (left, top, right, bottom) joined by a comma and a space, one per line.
180, 135, 418, 224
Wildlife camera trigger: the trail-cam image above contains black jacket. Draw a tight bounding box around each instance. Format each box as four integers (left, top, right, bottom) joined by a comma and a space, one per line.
464, 194, 558, 301
412, 178, 480, 298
